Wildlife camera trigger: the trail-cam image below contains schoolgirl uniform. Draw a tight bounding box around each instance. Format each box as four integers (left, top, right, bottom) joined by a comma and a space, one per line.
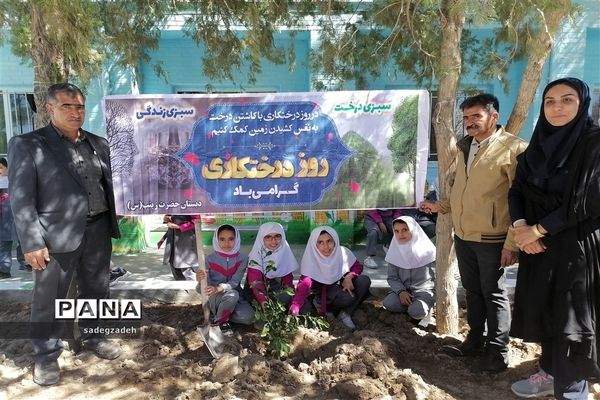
162, 214, 199, 281
382, 216, 436, 320
289, 226, 371, 329
199, 225, 254, 325
245, 222, 298, 306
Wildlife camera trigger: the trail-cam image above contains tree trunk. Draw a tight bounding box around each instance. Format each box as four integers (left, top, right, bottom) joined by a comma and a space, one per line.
30, 1, 67, 127
505, 7, 568, 136
432, 0, 464, 335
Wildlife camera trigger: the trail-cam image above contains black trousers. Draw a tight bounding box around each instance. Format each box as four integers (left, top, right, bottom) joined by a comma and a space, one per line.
30, 213, 112, 363
540, 340, 589, 400
454, 236, 510, 355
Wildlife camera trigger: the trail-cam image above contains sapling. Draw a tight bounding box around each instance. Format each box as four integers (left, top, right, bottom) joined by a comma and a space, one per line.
249, 247, 329, 358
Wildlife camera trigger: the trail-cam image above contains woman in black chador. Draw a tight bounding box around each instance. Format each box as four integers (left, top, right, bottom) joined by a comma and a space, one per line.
509, 77, 600, 399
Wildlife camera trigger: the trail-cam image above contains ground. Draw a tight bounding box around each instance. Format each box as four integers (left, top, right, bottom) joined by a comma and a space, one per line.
1, 301, 599, 400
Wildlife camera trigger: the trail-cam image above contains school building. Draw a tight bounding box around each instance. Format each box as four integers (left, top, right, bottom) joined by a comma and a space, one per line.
0, 0, 598, 244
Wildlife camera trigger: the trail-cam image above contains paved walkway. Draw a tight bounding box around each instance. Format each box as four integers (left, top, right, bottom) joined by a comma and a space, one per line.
0, 244, 517, 303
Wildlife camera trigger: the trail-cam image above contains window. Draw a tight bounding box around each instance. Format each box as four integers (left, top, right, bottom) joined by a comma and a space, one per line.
0, 91, 36, 156
176, 89, 277, 94
428, 90, 472, 161
592, 89, 600, 127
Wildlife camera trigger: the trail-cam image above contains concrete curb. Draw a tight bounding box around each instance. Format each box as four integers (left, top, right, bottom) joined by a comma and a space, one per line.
0, 279, 515, 305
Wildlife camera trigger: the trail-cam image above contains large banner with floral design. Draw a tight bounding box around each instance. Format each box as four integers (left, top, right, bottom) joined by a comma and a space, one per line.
104, 90, 430, 215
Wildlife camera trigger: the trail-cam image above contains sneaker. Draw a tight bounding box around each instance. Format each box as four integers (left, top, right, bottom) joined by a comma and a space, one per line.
219, 323, 234, 337
33, 360, 60, 386
363, 256, 378, 269
0, 271, 11, 279
338, 311, 356, 329
511, 370, 554, 398
109, 266, 130, 286
19, 264, 32, 272
382, 244, 389, 254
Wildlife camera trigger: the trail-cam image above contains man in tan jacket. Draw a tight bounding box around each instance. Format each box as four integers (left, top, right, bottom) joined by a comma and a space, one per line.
420, 93, 527, 373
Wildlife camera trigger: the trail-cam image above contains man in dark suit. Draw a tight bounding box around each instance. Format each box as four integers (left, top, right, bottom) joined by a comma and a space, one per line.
8, 83, 121, 386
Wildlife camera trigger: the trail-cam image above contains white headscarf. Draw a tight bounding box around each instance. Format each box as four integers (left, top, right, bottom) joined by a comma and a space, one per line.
385, 216, 436, 269
212, 224, 241, 255
300, 226, 357, 284
247, 222, 298, 278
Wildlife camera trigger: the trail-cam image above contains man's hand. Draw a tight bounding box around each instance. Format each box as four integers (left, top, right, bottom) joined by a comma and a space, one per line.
419, 200, 439, 214
399, 291, 413, 306
166, 222, 180, 230
25, 248, 50, 270
500, 248, 518, 267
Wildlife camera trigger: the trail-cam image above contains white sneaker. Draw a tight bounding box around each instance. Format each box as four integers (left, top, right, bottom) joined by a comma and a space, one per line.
511, 369, 554, 398
338, 311, 356, 329
364, 256, 378, 269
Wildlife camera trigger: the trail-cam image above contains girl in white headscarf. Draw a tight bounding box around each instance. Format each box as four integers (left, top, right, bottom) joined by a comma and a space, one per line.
245, 222, 298, 306
289, 226, 371, 330
382, 216, 436, 320
196, 224, 254, 334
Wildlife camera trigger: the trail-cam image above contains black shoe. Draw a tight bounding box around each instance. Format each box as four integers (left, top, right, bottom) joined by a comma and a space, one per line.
479, 350, 508, 373
441, 337, 484, 357
109, 266, 130, 286
82, 339, 121, 360
0, 271, 11, 279
33, 360, 60, 386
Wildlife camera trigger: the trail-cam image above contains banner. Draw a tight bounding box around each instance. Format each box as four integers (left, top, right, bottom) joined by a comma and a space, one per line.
104, 90, 430, 215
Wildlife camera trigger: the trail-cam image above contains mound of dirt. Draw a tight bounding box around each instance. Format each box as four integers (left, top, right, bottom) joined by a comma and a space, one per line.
1, 300, 597, 399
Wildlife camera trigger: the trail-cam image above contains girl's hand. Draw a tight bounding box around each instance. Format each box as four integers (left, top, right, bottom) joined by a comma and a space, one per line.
205, 285, 223, 296
196, 269, 206, 282
399, 291, 413, 305
378, 222, 388, 235
167, 222, 180, 230
342, 274, 355, 294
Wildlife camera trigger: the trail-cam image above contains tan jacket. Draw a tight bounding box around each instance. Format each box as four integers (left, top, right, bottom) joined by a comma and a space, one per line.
438, 127, 527, 251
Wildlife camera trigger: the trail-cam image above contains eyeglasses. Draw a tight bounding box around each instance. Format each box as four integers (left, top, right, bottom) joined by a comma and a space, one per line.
264, 234, 282, 241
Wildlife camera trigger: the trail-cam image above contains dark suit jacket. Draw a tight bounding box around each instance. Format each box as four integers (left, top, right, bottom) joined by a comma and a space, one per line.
8, 124, 120, 254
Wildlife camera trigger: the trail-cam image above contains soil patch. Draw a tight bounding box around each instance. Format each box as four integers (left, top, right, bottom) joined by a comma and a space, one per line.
1, 301, 597, 399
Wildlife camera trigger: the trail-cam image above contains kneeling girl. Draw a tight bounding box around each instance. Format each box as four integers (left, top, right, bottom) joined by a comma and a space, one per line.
289, 226, 371, 329
196, 224, 254, 332
383, 216, 436, 320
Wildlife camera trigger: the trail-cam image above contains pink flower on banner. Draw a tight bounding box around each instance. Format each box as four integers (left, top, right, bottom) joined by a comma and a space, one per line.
202, 215, 216, 224
183, 152, 200, 165
183, 189, 193, 199
347, 181, 360, 193
327, 133, 334, 142
225, 152, 231, 161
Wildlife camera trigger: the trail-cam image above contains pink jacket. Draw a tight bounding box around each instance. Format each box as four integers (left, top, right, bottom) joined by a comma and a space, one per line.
289, 259, 363, 315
